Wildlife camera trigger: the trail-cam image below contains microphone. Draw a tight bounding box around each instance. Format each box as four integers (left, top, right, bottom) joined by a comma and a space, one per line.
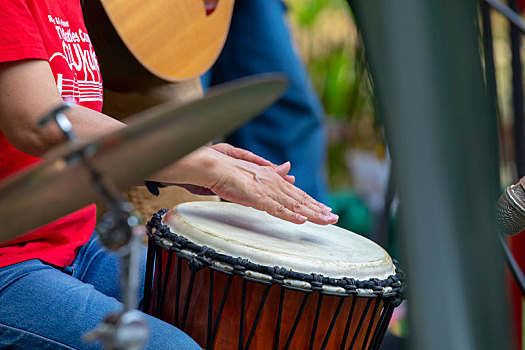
496, 176, 525, 235
496, 178, 525, 298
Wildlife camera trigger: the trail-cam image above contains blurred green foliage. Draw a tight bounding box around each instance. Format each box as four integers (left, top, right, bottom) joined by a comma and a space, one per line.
286, 0, 380, 188
291, 0, 331, 27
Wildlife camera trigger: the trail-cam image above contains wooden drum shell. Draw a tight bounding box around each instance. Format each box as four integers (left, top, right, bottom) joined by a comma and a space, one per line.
145, 243, 394, 350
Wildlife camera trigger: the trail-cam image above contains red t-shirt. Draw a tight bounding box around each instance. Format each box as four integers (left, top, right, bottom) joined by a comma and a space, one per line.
0, 0, 103, 268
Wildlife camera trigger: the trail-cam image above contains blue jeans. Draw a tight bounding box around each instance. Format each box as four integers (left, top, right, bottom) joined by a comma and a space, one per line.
0, 233, 200, 349
203, 0, 329, 202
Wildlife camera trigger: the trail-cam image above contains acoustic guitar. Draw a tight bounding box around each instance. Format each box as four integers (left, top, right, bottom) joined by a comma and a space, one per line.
82, 0, 234, 92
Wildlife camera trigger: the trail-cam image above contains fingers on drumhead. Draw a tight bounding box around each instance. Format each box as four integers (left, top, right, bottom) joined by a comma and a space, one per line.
260, 196, 307, 224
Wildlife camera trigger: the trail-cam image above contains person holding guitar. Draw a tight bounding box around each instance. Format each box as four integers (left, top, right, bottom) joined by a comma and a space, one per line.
0, 1, 337, 349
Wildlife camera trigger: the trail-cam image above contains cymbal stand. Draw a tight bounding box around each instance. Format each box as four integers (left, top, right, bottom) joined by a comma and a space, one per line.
40, 104, 149, 350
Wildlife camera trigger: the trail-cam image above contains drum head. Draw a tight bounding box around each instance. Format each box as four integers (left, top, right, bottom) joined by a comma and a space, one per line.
162, 201, 395, 280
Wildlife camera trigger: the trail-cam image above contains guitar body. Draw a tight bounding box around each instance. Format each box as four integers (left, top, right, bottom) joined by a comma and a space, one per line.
82, 0, 234, 91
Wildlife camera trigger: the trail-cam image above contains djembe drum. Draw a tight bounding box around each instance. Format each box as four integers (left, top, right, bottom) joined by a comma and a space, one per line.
144, 202, 405, 350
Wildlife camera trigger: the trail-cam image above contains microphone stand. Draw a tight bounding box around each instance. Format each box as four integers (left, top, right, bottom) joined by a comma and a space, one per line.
499, 233, 525, 297
40, 104, 149, 350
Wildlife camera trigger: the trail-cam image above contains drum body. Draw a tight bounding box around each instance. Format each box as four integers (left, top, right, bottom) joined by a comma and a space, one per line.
144, 202, 405, 350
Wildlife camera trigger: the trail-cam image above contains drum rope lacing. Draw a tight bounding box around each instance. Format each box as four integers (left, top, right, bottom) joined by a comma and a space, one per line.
144, 209, 407, 350
147, 209, 406, 302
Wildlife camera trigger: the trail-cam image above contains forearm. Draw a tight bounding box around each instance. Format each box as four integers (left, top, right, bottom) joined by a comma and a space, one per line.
21, 105, 125, 157
0, 60, 219, 188
0, 60, 124, 157
148, 146, 222, 188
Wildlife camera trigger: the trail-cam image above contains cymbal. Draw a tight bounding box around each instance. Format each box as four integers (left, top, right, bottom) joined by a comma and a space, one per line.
0, 74, 287, 243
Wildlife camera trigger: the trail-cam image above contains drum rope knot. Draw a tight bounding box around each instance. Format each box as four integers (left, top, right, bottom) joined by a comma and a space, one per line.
310, 273, 324, 291
188, 246, 215, 271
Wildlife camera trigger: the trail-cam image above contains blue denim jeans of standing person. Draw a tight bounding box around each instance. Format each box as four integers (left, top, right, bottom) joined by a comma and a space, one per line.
202, 0, 329, 203
0, 232, 200, 349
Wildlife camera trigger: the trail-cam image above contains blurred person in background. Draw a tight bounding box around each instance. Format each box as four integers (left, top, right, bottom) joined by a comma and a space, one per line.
202, 0, 329, 203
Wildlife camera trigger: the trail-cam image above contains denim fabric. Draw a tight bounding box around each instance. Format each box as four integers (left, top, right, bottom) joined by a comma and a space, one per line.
203, 0, 329, 202
0, 233, 200, 349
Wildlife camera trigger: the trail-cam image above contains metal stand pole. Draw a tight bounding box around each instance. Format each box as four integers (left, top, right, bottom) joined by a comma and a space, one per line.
40, 105, 149, 350
508, 0, 525, 177
82, 188, 149, 350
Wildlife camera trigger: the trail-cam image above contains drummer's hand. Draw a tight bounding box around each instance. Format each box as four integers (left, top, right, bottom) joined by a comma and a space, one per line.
210, 143, 295, 184
207, 148, 338, 225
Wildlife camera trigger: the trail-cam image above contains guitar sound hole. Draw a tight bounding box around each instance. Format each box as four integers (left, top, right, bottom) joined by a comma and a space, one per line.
204, 0, 219, 15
